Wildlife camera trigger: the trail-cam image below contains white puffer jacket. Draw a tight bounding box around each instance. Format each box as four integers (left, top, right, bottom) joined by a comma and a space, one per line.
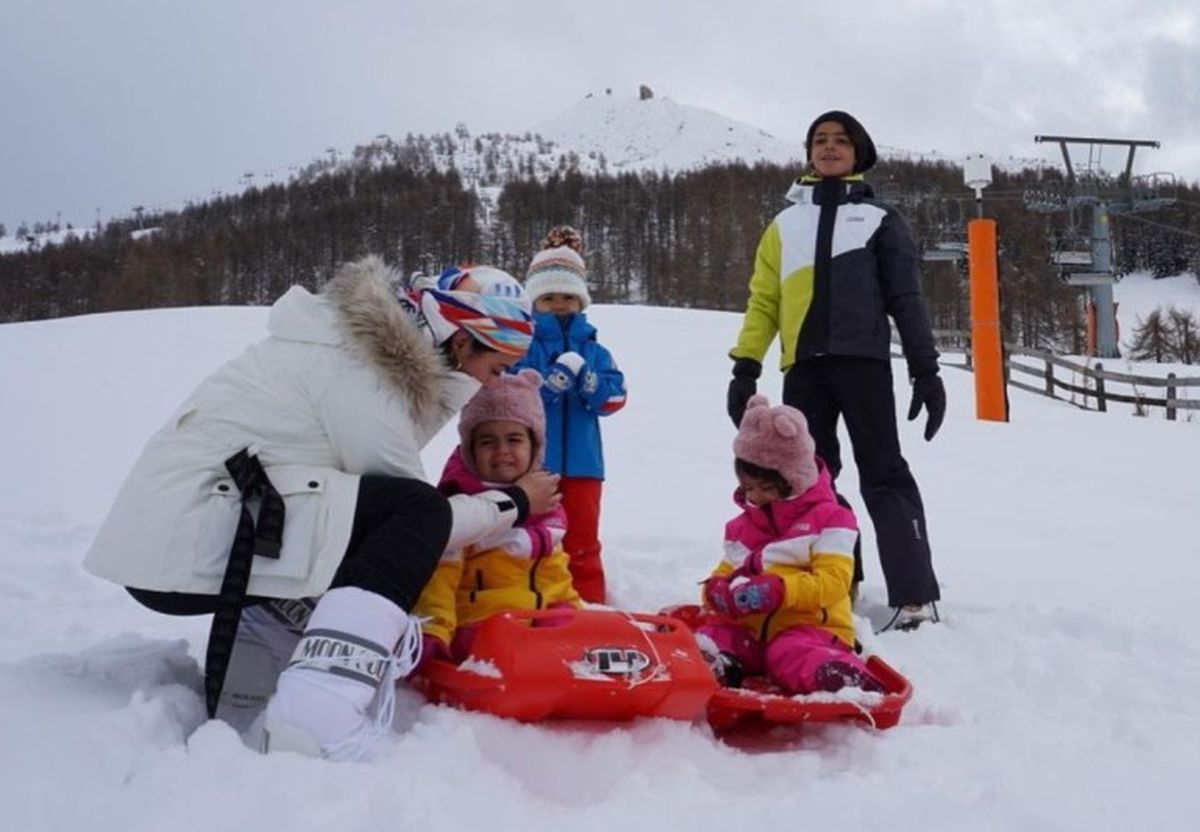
84, 257, 518, 599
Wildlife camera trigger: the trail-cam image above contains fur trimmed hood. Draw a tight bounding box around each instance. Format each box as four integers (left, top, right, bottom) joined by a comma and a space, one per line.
269, 256, 466, 424
323, 256, 466, 424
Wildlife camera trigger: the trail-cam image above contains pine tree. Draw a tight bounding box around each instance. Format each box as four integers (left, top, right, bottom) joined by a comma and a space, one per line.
1127, 309, 1174, 363
1168, 307, 1198, 364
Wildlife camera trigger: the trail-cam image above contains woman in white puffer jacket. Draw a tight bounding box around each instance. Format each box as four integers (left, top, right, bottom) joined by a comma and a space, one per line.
84, 256, 558, 760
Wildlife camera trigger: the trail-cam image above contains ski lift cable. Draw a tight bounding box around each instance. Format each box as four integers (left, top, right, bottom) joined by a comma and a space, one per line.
1112, 212, 1200, 241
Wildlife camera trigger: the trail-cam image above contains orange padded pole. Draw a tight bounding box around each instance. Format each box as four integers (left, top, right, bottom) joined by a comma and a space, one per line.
968, 219, 1008, 422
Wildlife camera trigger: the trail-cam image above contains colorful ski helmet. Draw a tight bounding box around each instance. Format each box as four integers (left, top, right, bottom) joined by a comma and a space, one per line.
437, 265, 532, 313
420, 286, 534, 357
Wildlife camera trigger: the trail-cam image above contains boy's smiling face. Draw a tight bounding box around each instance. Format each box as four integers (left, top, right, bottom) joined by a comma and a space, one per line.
810, 121, 856, 178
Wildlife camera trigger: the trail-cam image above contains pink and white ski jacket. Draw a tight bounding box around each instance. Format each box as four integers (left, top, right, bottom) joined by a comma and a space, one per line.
704, 462, 859, 647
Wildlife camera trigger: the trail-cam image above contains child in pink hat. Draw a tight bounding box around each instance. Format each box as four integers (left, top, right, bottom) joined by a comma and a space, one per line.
412, 369, 581, 662
697, 394, 883, 694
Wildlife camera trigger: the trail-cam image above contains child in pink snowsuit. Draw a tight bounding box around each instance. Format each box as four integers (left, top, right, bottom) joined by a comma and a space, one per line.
698, 395, 884, 694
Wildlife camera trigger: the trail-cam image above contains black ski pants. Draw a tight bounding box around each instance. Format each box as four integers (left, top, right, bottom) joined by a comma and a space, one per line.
783, 356, 940, 607
128, 475, 451, 615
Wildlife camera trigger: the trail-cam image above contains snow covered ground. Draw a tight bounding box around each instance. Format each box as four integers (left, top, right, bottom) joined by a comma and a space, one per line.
2, 275, 1200, 831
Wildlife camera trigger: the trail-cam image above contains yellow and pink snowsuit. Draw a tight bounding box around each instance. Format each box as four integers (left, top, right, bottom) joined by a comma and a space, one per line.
699, 463, 881, 694
413, 448, 581, 657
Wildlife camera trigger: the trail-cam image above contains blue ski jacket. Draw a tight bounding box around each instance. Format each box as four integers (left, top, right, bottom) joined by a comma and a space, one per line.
515, 311, 626, 478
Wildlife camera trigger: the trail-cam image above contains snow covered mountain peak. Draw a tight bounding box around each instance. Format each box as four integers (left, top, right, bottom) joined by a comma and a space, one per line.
536, 90, 806, 172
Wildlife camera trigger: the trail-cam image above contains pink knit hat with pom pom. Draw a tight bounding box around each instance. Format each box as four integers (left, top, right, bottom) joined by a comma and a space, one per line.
458, 368, 547, 476
732, 395, 819, 493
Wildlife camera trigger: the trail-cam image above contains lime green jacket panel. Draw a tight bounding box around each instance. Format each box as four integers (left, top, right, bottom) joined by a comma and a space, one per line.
729, 220, 816, 371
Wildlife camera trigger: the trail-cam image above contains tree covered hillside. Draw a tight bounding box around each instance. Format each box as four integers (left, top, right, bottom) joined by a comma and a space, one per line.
4, 134, 1200, 354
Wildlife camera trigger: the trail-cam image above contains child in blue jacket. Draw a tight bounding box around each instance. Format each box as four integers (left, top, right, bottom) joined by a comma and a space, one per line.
516, 226, 627, 603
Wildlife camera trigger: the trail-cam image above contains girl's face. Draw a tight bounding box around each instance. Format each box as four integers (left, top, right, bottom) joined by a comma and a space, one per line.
737, 471, 785, 508
809, 120, 856, 178
451, 331, 521, 386
472, 419, 534, 483
535, 293, 583, 315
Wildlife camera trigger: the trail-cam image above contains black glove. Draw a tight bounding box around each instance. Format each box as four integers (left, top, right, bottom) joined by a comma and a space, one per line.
726, 358, 761, 427
907, 373, 946, 441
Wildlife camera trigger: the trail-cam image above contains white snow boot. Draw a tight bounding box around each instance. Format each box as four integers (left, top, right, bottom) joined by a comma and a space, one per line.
216, 598, 313, 737
262, 587, 422, 761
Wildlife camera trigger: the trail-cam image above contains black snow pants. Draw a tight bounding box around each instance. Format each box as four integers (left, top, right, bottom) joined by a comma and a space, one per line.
783, 355, 940, 607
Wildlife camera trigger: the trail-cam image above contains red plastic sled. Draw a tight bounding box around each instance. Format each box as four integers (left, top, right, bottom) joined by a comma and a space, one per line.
704, 655, 912, 731
411, 608, 718, 722
663, 604, 913, 732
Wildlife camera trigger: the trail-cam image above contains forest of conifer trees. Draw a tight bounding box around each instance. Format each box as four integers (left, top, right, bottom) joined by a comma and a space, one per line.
3, 147, 1199, 357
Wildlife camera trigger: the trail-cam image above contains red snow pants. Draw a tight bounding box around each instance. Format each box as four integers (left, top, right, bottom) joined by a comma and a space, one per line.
560, 476, 605, 604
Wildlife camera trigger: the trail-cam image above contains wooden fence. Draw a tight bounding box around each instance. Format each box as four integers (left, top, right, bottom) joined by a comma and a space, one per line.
900, 330, 1200, 421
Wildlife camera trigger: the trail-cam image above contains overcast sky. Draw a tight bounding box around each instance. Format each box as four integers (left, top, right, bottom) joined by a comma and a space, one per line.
2, 0, 1198, 233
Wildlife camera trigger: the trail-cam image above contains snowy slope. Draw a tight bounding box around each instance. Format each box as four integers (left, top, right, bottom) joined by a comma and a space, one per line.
2, 283, 1200, 830
0, 225, 95, 255
1116, 271, 1200, 335
311, 91, 1059, 194
1107, 272, 1200, 382
536, 94, 804, 172
294, 93, 808, 192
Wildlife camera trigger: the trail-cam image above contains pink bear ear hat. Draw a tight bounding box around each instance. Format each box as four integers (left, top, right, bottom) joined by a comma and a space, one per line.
458, 368, 547, 476
732, 394, 819, 493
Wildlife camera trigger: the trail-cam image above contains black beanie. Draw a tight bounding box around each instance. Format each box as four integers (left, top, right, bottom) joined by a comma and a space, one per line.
804, 110, 877, 174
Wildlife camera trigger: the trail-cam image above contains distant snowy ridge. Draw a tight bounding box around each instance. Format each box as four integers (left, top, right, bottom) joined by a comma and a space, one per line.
0, 91, 1053, 251
877, 144, 1053, 174
535, 94, 805, 172
291, 93, 809, 191
297, 93, 1044, 192
533, 94, 1053, 175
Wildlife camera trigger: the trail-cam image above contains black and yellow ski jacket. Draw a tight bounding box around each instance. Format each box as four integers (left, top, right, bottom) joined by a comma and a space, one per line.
730, 175, 939, 378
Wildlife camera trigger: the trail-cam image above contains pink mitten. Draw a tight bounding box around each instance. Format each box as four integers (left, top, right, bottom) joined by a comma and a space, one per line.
703, 577, 736, 617
731, 574, 785, 617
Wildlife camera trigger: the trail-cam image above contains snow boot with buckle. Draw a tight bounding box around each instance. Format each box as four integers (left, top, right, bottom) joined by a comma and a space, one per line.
262, 587, 422, 761
217, 598, 314, 736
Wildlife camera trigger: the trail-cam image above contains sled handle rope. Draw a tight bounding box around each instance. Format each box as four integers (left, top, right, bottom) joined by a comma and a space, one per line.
847, 698, 877, 730
619, 611, 668, 690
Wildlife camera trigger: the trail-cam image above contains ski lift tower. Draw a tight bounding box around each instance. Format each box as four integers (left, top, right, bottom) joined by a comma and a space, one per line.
1030, 135, 1172, 358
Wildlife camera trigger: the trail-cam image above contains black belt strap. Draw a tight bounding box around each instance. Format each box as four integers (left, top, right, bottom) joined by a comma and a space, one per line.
204, 449, 286, 718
